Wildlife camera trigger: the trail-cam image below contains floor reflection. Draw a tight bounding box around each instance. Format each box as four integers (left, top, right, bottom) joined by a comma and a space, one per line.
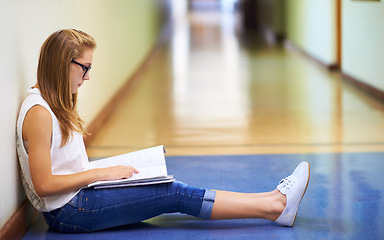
87, 8, 384, 157
170, 11, 249, 144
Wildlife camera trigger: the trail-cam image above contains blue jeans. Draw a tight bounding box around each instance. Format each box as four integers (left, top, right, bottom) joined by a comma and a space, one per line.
43, 181, 216, 233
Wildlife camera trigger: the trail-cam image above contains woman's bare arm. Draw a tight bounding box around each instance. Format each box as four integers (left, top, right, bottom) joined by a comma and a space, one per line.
22, 105, 138, 198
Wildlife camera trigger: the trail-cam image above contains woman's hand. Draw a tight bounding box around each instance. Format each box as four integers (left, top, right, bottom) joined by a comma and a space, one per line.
98, 165, 140, 181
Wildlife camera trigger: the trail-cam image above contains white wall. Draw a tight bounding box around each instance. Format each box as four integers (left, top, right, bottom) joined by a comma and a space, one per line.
285, 0, 338, 66
0, 0, 168, 229
0, 1, 25, 228
342, 0, 384, 92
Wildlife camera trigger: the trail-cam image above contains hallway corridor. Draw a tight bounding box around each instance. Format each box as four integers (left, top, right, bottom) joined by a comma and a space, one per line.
86, 10, 384, 157
23, 8, 384, 240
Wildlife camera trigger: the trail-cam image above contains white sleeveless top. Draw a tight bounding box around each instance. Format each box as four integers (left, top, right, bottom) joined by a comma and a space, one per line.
16, 87, 90, 212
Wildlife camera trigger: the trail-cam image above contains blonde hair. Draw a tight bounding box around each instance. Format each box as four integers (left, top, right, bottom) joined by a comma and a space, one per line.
37, 29, 96, 147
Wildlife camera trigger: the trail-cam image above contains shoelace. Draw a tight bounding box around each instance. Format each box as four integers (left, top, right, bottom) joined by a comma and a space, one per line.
279, 176, 295, 190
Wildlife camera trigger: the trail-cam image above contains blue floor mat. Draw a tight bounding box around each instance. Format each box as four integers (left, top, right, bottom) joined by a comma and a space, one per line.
23, 152, 384, 240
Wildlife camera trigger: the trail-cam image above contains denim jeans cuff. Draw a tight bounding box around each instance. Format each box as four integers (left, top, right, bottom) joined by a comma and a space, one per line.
198, 190, 216, 219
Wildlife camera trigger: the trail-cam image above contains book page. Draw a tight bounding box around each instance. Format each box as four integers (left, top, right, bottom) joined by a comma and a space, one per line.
89, 145, 166, 169
90, 176, 175, 189
88, 145, 169, 188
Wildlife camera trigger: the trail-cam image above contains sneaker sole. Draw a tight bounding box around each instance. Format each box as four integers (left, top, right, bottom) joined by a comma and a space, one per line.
291, 162, 310, 226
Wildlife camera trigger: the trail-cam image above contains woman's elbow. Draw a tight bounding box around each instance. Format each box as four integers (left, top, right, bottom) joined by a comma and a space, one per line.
34, 182, 54, 198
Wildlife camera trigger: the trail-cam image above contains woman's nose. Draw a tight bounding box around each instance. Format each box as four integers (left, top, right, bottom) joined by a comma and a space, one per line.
83, 72, 90, 80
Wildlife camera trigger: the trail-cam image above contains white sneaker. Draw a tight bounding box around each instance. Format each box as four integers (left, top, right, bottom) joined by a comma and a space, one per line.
275, 161, 310, 227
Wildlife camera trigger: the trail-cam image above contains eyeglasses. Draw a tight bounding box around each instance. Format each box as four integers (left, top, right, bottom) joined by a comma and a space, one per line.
71, 60, 91, 78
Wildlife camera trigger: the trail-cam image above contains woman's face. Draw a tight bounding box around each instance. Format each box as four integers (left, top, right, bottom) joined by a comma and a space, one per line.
70, 48, 93, 94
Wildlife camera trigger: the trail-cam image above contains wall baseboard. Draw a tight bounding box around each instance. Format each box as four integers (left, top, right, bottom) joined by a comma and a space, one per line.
284, 40, 339, 71
84, 22, 172, 146
0, 200, 38, 240
284, 39, 384, 103
342, 72, 384, 103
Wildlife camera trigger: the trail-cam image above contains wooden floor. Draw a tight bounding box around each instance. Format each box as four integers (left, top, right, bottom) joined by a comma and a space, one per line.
86, 11, 384, 158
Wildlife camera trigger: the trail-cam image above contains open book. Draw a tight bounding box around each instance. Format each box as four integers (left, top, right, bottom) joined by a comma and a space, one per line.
88, 145, 174, 189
